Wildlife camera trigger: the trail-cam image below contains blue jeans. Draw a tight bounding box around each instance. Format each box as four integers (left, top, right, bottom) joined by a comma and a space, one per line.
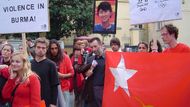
57, 85, 65, 107
62, 91, 71, 107
69, 91, 75, 107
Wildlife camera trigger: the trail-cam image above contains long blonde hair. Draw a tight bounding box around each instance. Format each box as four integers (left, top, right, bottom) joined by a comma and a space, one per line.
11, 52, 33, 83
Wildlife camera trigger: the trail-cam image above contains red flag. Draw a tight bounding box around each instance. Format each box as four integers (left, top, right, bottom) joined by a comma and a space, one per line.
103, 52, 190, 107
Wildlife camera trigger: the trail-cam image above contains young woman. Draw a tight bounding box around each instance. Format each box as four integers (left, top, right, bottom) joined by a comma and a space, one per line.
0, 44, 14, 66
149, 39, 163, 53
1, 53, 41, 107
47, 39, 74, 107
138, 41, 148, 52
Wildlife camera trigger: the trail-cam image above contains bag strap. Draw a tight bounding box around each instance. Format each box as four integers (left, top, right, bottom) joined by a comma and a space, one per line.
11, 83, 20, 105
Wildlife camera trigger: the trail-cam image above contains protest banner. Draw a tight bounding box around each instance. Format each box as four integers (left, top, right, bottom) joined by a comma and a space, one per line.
0, 0, 49, 34
129, 0, 182, 25
103, 52, 190, 107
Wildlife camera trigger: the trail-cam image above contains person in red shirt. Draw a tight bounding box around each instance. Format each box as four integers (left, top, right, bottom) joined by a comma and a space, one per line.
0, 52, 41, 107
161, 24, 190, 53
47, 39, 74, 107
70, 47, 85, 107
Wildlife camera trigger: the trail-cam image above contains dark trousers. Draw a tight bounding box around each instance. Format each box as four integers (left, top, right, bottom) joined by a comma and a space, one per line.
0, 103, 10, 107
93, 86, 103, 107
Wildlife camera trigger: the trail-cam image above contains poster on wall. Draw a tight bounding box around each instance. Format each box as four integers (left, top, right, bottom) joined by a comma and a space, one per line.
129, 0, 182, 25
93, 0, 117, 34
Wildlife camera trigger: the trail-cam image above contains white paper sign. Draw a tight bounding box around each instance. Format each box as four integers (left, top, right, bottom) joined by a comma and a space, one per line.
129, 0, 182, 25
0, 0, 49, 34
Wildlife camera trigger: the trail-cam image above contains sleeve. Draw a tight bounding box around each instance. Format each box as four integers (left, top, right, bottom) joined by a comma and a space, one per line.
30, 74, 41, 107
0, 67, 10, 79
50, 85, 58, 105
50, 62, 59, 105
77, 56, 94, 73
65, 55, 74, 76
2, 78, 16, 100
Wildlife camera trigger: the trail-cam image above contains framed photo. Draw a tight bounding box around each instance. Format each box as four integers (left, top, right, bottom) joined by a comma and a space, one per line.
93, 0, 118, 34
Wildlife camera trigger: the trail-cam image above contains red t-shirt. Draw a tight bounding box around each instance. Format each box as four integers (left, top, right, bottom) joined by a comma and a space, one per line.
163, 43, 190, 53
70, 55, 84, 92
2, 70, 41, 107
59, 53, 74, 91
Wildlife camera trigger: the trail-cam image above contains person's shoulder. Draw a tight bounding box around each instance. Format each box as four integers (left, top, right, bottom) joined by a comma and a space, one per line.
177, 43, 190, 51
44, 58, 56, 65
178, 43, 190, 48
163, 43, 190, 53
63, 53, 70, 59
28, 73, 40, 84
29, 73, 39, 80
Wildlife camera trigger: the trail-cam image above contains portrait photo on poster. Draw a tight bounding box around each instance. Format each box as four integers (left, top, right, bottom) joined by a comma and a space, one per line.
93, 0, 117, 34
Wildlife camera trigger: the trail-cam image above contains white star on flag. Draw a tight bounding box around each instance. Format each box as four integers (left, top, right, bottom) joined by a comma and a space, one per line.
110, 56, 137, 96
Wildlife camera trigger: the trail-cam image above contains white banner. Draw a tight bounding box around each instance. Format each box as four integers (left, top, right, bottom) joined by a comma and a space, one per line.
129, 0, 182, 25
0, 0, 49, 34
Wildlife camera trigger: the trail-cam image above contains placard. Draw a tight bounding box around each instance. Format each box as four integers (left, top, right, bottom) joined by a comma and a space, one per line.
129, 0, 182, 25
0, 0, 49, 34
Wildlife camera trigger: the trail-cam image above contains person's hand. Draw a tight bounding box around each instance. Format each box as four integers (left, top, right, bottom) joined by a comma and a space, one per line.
92, 60, 98, 68
9, 69, 17, 79
81, 48, 85, 54
85, 69, 93, 77
49, 104, 56, 107
58, 72, 66, 79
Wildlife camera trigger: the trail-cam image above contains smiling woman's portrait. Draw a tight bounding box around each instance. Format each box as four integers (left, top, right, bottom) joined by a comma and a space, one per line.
93, 0, 117, 34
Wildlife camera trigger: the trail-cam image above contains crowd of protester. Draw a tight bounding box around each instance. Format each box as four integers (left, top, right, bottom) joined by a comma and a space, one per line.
0, 24, 189, 107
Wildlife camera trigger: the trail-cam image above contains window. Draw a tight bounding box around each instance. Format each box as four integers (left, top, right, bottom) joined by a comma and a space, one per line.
182, 0, 185, 4
134, 24, 143, 29
156, 22, 163, 31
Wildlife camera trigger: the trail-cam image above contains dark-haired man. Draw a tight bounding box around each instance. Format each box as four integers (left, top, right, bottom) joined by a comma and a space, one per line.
31, 38, 59, 107
81, 37, 105, 107
161, 24, 190, 52
110, 37, 122, 52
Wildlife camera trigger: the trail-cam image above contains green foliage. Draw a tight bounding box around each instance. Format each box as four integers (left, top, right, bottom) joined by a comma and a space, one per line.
47, 0, 94, 40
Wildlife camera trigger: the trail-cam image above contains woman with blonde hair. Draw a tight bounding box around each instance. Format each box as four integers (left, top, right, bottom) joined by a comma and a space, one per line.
0, 53, 41, 107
